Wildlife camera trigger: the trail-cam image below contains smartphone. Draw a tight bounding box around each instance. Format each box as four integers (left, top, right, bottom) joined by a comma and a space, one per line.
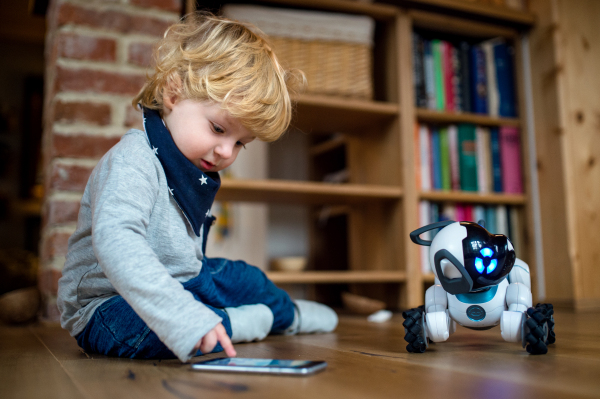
190, 357, 327, 375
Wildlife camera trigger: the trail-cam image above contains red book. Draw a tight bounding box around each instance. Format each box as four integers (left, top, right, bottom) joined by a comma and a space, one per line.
455, 204, 465, 222
500, 126, 523, 193
464, 204, 473, 222
443, 41, 455, 112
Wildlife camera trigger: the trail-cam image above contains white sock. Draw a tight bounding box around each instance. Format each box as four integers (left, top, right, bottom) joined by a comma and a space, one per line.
225, 304, 274, 343
284, 300, 338, 335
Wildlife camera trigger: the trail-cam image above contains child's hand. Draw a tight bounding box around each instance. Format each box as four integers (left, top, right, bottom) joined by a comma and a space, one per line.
195, 323, 237, 357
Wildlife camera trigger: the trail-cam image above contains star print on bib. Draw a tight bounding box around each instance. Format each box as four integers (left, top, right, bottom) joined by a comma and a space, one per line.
142, 106, 220, 237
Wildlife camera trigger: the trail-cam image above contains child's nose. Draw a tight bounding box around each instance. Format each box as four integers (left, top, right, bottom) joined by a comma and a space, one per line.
215, 142, 234, 159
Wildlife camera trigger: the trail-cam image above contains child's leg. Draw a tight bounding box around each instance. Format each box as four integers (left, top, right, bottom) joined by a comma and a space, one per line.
76, 295, 231, 359
184, 257, 296, 332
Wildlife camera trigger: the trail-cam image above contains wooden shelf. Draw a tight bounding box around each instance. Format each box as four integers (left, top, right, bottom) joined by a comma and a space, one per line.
407, 0, 535, 27
216, 179, 403, 204
12, 199, 42, 216
293, 94, 399, 133
309, 135, 346, 157
257, 0, 398, 20
266, 270, 407, 284
419, 190, 527, 205
416, 108, 521, 127
422, 273, 436, 283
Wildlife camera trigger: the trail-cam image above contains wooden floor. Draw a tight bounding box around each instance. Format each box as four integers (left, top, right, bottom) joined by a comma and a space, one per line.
1, 311, 599, 399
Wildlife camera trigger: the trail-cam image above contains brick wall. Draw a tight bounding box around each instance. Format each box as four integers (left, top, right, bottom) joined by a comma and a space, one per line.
41, 0, 182, 320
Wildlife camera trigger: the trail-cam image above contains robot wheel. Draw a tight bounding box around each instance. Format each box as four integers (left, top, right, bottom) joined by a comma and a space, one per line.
402, 305, 427, 353
524, 303, 556, 355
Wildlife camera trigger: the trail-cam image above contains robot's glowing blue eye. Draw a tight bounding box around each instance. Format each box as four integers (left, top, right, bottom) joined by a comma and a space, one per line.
475, 257, 485, 273
487, 259, 498, 273
480, 248, 494, 257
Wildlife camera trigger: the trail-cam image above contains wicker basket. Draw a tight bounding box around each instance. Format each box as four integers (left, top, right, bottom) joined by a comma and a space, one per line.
224, 5, 374, 99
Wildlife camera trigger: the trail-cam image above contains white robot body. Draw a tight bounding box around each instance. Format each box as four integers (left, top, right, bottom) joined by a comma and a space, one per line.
447, 278, 509, 329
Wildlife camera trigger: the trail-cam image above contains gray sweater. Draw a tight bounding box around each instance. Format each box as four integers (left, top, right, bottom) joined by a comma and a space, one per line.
57, 129, 222, 362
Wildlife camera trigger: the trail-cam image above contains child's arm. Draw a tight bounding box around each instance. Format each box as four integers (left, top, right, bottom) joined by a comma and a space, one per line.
194, 323, 237, 357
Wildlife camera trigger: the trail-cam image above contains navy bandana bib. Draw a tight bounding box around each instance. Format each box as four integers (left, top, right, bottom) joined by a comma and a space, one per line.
142, 106, 220, 237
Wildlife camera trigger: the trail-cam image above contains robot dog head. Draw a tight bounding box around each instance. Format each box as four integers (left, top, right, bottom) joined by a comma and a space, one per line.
410, 220, 516, 295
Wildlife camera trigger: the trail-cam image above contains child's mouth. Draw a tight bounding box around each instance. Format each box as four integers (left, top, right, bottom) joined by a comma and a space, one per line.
200, 159, 214, 170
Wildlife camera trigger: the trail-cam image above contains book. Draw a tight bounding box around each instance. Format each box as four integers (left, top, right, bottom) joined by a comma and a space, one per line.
419, 124, 431, 190
424, 39, 436, 110
430, 127, 442, 190
440, 203, 456, 222
448, 124, 461, 190
443, 41, 455, 112
508, 206, 523, 255
470, 45, 488, 114
499, 126, 523, 193
485, 205, 497, 234
473, 205, 486, 227
432, 40, 445, 111
414, 122, 421, 190
476, 126, 493, 193
439, 127, 451, 190
496, 205, 509, 236
490, 127, 503, 192
458, 41, 472, 113
452, 44, 462, 112
481, 39, 500, 117
494, 41, 517, 117
458, 123, 478, 191
464, 204, 473, 222
413, 32, 428, 108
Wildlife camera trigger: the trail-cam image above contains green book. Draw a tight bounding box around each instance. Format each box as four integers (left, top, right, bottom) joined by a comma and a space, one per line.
439, 127, 451, 190
431, 39, 445, 111
458, 123, 478, 191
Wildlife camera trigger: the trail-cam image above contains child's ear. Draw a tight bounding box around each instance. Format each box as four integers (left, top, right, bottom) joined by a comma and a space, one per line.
163, 76, 182, 110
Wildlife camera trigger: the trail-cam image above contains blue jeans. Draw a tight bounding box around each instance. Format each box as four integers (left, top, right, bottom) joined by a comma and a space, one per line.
76, 257, 295, 359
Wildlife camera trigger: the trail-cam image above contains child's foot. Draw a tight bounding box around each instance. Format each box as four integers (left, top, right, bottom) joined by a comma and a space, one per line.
284, 300, 338, 335
225, 304, 274, 343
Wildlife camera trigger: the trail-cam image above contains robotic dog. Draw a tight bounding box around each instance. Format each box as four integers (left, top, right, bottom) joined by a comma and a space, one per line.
403, 220, 555, 355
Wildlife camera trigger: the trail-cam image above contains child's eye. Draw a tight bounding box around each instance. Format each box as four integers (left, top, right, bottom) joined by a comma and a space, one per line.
236, 141, 246, 149
212, 123, 224, 134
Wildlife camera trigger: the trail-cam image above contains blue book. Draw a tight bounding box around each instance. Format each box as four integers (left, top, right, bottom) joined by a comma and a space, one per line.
424, 39, 436, 110
490, 127, 503, 192
485, 205, 497, 234
470, 45, 488, 114
431, 128, 442, 190
430, 202, 440, 238
494, 42, 517, 117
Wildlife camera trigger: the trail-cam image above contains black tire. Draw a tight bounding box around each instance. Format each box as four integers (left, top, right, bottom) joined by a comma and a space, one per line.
524, 303, 555, 355
402, 306, 427, 353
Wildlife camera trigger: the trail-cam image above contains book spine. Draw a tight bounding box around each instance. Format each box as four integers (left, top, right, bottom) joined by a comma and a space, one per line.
432, 40, 445, 111
431, 127, 442, 190
464, 204, 473, 223
473, 205, 486, 226
500, 126, 523, 193
439, 127, 451, 190
482, 40, 499, 117
455, 203, 465, 222
476, 126, 489, 193
508, 206, 522, 255
470, 45, 488, 114
485, 205, 498, 234
494, 42, 517, 117
459, 41, 472, 113
490, 127, 503, 192
420, 124, 431, 190
414, 122, 421, 190
496, 205, 509, 236
413, 32, 428, 108
458, 123, 478, 191
452, 45, 462, 112
424, 39, 437, 110
448, 124, 460, 190
443, 41, 455, 112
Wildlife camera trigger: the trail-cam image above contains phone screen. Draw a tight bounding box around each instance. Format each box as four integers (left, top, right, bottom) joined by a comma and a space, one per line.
191, 358, 327, 375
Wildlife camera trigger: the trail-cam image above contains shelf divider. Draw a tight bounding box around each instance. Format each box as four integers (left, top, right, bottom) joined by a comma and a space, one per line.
416, 108, 521, 127
267, 270, 407, 284
419, 190, 527, 205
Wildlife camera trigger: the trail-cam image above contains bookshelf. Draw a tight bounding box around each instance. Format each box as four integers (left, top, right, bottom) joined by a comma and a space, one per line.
192, 0, 537, 309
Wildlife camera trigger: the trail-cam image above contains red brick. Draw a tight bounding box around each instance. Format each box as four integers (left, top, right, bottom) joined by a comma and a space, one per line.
41, 232, 71, 260
55, 66, 146, 96
52, 132, 120, 159
130, 0, 182, 12
49, 162, 94, 192
57, 32, 116, 62
54, 101, 112, 126
128, 41, 155, 68
46, 200, 81, 225
38, 268, 63, 296
125, 105, 144, 129
57, 3, 173, 37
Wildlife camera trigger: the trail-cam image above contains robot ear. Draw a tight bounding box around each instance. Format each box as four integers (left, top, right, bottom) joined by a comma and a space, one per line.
409, 220, 456, 246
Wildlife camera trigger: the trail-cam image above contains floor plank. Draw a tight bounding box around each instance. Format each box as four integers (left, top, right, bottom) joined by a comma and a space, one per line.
1, 311, 599, 399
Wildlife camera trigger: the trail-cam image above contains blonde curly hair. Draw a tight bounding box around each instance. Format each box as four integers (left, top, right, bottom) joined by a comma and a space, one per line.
133, 11, 304, 142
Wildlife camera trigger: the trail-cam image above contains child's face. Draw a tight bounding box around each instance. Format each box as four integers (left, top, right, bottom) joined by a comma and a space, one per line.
162, 97, 255, 173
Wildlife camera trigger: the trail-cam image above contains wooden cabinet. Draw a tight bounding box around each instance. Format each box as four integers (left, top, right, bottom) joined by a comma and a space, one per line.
191, 0, 538, 309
